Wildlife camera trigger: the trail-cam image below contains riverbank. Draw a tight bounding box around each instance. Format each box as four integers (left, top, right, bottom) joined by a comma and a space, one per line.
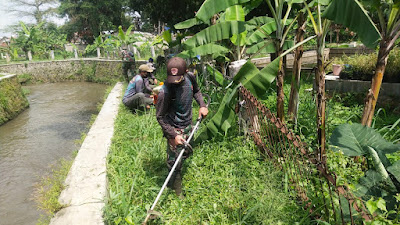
0, 74, 29, 126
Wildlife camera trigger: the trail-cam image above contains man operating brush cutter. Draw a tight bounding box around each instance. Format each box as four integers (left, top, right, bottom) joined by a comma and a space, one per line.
143, 57, 209, 224
156, 57, 208, 196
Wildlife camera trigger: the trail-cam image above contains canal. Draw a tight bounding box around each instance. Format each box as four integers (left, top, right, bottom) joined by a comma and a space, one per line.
0, 82, 107, 225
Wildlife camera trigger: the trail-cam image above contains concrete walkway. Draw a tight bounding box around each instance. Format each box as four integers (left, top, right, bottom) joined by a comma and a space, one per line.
50, 82, 123, 225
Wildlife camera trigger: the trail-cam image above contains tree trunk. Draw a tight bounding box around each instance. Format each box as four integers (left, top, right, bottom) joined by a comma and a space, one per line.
288, 13, 306, 123
316, 34, 326, 163
276, 48, 285, 122
361, 40, 390, 126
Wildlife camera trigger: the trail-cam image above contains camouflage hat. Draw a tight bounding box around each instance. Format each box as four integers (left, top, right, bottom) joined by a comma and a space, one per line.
167, 57, 186, 84
138, 64, 154, 73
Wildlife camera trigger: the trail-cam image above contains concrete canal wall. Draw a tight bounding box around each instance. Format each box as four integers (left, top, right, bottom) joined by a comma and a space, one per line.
0, 59, 146, 84
50, 82, 123, 225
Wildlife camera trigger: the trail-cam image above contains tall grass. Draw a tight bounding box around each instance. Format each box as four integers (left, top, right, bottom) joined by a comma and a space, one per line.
105, 106, 309, 224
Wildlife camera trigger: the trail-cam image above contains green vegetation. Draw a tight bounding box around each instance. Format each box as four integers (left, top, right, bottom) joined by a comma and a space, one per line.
0, 75, 29, 125
105, 105, 309, 224
332, 48, 400, 83
34, 158, 74, 225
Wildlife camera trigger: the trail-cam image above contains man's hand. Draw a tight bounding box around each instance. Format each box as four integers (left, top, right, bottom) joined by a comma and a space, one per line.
154, 79, 158, 84
198, 107, 209, 119
174, 135, 185, 146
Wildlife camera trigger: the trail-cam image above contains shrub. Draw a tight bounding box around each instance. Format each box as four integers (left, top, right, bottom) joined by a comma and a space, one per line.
331, 48, 400, 83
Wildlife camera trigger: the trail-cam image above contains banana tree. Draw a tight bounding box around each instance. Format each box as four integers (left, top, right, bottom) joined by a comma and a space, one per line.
323, 0, 400, 127
287, 11, 306, 123
195, 36, 315, 143
176, 4, 251, 62
13, 22, 44, 59
303, 0, 331, 161
259, 0, 303, 121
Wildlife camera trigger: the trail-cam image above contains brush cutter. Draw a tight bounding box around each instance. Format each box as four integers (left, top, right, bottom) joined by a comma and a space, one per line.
143, 94, 210, 225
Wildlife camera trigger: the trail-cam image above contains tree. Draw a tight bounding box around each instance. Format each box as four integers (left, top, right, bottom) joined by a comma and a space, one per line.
127, 0, 203, 33
304, 0, 331, 161
12, 21, 66, 59
323, 0, 400, 127
287, 11, 306, 123
58, 0, 131, 43
263, 0, 300, 121
8, 0, 58, 24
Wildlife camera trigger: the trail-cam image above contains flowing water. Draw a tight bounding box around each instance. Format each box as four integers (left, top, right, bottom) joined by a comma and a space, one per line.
0, 82, 107, 225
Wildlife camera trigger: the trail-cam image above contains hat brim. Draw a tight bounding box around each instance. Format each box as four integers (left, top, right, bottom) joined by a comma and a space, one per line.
167, 75, 184, 84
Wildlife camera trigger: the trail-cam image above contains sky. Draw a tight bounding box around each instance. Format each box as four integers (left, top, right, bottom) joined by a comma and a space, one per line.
0, 0, 66, 37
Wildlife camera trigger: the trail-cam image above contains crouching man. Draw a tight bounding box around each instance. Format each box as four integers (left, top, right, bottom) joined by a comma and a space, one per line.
122, 64, 154, 111
155, 57, 208, 195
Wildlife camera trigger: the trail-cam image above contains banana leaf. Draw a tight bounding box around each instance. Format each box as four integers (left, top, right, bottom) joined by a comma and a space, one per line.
246, 16, 275, 31
246, 39, 294, 54
246, 20, 278, 45
226, 5, 245, 21
195, 57, 281, 143
322, 0, 381, 49
184, 21, 246, 49
196, 0, 251, 24
177, 43, 230, 59
226, 5, 247, 46
175, 18, 203, 30
206, 64, 231, 87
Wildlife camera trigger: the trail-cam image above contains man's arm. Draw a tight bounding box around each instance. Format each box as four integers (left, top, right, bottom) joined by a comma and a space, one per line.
143, 78, 153, 93
156, 89, 177, 139
135, 78, 144, 93
188, 73, 209, 119
189, 73, 206, 108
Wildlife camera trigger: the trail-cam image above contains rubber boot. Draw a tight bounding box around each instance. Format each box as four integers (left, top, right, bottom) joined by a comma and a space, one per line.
173, 172, 183, 198
167, 171, 176, 188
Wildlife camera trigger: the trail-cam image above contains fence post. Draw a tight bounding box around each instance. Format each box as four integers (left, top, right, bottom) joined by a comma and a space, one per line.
5, 53, 10, 63
97, 48, 101, 58
151, 46, 156, 58
28, 51, 32, 61
133, 47, 140, 59
50, 50, 55, 60
106, 51, 110, 59
74, 49, 78, 59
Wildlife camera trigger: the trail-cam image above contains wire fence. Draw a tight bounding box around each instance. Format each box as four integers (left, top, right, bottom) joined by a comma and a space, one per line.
237, 86, 371, 224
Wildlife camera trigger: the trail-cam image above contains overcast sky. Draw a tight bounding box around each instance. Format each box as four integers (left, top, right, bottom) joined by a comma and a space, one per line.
0, 0, 65, 37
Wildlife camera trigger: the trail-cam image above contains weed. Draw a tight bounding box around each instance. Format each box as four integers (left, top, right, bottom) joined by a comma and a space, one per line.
105, 104, 309, 224
33, 158, 73, 224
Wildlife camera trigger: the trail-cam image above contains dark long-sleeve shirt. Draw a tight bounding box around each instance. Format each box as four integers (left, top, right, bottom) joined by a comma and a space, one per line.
156, 72, 206, 139
122, 75, 152, 103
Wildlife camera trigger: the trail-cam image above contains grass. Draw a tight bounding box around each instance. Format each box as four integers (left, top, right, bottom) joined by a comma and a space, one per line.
34, 158, 75, 225
0, 75, 29, 125
105, 105, 310, 224
261, 73, 400, 186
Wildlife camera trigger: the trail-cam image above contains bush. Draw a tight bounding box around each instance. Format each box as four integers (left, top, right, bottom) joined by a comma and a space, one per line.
332, 48, 400, 83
